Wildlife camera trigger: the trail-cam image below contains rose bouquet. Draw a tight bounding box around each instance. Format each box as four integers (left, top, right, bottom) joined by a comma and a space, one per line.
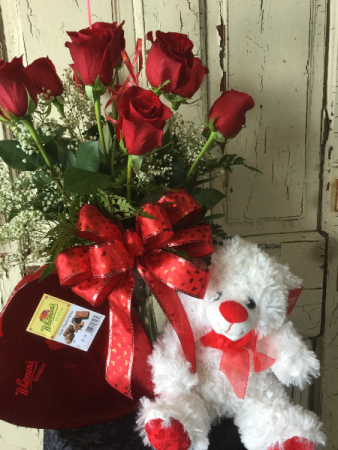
0, 17, 257, 402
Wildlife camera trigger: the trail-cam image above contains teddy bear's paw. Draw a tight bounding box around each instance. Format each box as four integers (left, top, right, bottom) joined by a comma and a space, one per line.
145, 418, 191, 450
268, 436, 316, 450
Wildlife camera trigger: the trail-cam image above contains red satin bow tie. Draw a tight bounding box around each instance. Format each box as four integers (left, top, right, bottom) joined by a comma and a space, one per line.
55, 190, 213, 399
200, 330, 275, 399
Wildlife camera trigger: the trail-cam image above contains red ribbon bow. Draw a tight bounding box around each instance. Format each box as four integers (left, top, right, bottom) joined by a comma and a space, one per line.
55, 190, 213, 399
200, 330, 275, 399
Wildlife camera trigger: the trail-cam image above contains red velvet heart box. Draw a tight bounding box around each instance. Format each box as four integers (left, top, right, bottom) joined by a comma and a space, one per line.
0, 272, 154, 429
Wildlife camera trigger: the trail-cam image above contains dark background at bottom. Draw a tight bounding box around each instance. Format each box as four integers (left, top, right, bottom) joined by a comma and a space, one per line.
44, 413, 246, 449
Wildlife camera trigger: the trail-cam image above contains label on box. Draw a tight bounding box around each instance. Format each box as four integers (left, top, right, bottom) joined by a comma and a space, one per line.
26, 294, 105, 351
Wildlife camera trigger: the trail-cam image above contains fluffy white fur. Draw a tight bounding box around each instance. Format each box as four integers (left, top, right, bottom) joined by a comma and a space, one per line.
137, 236, 326, 450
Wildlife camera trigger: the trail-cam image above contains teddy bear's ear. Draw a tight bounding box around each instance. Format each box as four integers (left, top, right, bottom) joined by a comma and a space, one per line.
274, 261, 303, 315
286, 287, 303, 315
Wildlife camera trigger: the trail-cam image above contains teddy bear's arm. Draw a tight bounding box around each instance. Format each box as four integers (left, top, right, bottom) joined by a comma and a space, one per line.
148, 324, 199, 397
269, 321, 320, 389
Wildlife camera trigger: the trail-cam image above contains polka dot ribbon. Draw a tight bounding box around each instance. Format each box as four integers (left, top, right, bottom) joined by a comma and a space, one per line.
55, 190, 213, 398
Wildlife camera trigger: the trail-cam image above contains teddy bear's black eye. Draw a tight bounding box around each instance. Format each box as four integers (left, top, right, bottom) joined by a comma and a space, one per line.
214, 292, 222, 301
247, 298, 256, 309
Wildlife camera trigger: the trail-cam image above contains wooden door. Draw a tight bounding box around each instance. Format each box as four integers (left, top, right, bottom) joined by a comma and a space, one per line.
0, 0, 335, 448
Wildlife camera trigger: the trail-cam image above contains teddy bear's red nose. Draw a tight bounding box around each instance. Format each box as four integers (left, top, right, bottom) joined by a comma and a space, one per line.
219, 301, 248, 323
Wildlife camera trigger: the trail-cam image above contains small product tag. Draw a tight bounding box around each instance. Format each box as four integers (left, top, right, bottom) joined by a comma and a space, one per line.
27, 294, 105, 351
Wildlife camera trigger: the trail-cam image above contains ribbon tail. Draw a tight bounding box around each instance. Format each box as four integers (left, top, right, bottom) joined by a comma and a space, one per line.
121, 49, 139, 87
106, 270, 135, 399
253, 349, 275, 373
137, 260, 196, 373
220, 349, 250, 399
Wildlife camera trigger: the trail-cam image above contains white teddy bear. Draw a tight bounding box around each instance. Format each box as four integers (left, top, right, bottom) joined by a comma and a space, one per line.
137, 236, 326, 450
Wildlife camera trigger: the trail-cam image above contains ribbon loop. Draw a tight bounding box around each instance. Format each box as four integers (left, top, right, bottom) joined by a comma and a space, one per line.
165, 224, 213, 258
124, 229, 146, 257
72, 274, 124, 307
136, 203, 173, 250
144, 249, 210, 299
89, 241, 134, 278
158, 191, 202, 228
77, 204, 122, 243
55, 246, 91, 286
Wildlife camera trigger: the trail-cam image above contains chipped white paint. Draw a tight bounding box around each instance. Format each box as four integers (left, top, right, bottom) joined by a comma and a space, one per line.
0, 0, 336, 447
211, 0, 327, 237
319, 1, 338, 448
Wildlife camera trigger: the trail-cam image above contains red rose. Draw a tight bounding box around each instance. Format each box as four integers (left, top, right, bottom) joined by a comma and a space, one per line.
69, 64, 84, 90
209, 89, 255, 138
65, 21, 125, 86
27, 57, 63, 99
0, 56, 38, 120
116, 86, 172, 155
146, 31, 208, 99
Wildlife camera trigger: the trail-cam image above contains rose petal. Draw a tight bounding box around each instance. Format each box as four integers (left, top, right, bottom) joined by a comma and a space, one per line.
209, 89, 255, 138
0, 56, 38, 118
121, 117, 164, 155
172, 57, 208, 99
26, 57, 63, 98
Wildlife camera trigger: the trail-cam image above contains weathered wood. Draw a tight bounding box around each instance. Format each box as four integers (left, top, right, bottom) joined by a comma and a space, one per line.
319, 1, 338, 447
210, 0, 327, 237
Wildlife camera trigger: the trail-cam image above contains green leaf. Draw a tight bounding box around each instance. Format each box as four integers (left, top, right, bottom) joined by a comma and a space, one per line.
193, 188, 226, 212
210, 222, 227, 244
76, 141, 100, 172
0, 140, 38, 171
64, 167, 111, 194
39, 263, 56, 282
25, 90, 37, 115
214, 131, 227, 143
57, 144, 77, 171
119, 139, 128, 154
40, 171, 52, 185
131, 154, 144, 176
93, 76, 106, 93
85, 85, 95, 103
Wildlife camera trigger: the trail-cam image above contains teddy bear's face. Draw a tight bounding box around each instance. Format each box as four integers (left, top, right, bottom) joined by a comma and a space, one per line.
205, 294, 256, 341
200, 237, 302, 339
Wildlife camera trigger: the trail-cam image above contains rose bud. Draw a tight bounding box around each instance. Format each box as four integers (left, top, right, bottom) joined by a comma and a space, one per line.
146, 31, 208, 99
0, 56, 38, 120
116, 86, 172, 155
65, 21, 125, 87
26, 57, 63, 99
209, 89, 255, 139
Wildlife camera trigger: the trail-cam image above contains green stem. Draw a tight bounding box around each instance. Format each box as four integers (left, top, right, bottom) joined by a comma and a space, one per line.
111, 83, 117, 121
111, 138, 117, 176
127, 155, 133, 200
94, 96, 108, 163
21, 116, 72, 205
171, 101, 180, 111
185, 131, 217, 180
